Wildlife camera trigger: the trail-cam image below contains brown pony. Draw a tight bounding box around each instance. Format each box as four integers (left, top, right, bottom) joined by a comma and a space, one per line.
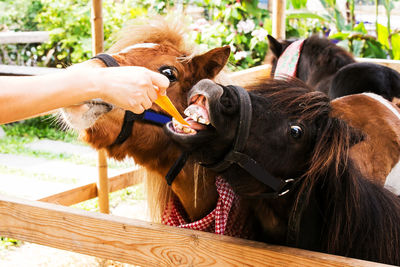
331, 93, 400, 188
61, 18, 231, 223
267, 34, 400, 187
165, 78, 400, 265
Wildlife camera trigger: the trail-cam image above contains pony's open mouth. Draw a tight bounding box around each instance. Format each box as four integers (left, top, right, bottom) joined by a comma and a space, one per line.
168, 94, 212, 135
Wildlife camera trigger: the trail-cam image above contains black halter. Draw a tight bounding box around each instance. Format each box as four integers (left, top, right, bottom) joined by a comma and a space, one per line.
201, 85, 295, 198
92, 54, 172, 145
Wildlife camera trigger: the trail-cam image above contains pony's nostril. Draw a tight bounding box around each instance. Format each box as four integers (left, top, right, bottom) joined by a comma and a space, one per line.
220, 90, 238, 114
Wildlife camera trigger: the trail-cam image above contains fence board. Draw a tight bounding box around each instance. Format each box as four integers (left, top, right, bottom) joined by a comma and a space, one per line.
356, 58, 400, 72
229, 58, 400, 84
0, 195, 387, 266
39, 167, 144, 206
0, 64, 63, 76
0, 31, 49, 44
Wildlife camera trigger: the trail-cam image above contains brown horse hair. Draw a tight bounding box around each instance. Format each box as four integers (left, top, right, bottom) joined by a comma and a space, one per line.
101, 16, 230, 222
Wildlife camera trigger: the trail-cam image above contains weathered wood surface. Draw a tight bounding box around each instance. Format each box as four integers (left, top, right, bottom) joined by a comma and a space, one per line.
356, 57, 400, 72
0, 31, 49, 44
38, 167, 144, 206
272, 0, 286, 39
0, 195, 388, 267
229, 64, 272, 87
229, 58, 400, 85
0, 64, 63, 76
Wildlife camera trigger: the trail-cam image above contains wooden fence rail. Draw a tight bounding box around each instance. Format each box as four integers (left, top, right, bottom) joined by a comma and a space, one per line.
0, 194, 387, 266
0, 31, 49, 44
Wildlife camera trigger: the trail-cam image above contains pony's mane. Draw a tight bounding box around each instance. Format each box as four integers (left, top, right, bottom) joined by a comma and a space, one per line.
107, 16, 194, 56
248, 77, 330, 122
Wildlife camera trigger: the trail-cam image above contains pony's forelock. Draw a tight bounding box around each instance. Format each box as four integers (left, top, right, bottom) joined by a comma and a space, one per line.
107, 15, 194, 55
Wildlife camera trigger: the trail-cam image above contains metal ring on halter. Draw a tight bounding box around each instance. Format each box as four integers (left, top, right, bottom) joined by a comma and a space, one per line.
278, 179, 295, 197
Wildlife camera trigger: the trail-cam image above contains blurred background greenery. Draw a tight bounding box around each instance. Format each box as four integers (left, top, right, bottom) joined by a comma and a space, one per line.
0, 0, 399, 71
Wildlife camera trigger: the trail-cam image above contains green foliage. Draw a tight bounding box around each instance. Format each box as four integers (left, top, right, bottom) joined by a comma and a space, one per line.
1, 0, 400, 69
191, 0, 270, 70
1, 116, 77, 141
0, 0, 167, 67
0, 237, 22, 249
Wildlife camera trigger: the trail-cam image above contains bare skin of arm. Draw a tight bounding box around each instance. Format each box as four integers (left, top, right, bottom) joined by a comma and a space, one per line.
0, 66, 169, 124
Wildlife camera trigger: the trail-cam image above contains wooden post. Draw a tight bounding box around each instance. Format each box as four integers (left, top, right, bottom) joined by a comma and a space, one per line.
91, 0, 103, 55
272, 0, 286, 40
97, 149, 109, 213
91, 0, 109, 213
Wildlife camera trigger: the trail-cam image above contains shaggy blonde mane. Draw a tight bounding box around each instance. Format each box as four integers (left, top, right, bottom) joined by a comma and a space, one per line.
107, 16, 194, 56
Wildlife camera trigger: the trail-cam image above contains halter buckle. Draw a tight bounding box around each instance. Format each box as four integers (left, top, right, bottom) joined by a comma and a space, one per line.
278, 178, 295, 197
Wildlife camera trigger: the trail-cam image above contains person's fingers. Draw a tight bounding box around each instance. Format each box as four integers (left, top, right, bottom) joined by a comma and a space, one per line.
141, 96, 153, 110
148, 86, 158, 102
149, 71, 169, 95
132, 104, 145, 114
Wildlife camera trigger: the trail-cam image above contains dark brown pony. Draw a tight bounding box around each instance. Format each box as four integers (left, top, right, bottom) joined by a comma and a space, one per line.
267, 34, 400, 187
61, 18, 231, 223
165, 78, 400, 265
267, 35, 355, 95
267, 35, 400, 101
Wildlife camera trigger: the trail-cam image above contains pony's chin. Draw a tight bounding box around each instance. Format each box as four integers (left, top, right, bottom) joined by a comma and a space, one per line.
61, 101, 113, 131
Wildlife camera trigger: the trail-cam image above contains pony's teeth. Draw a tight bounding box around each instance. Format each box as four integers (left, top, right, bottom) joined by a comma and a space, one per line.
184, 109, 192, 117
191, 113, 199, 121
197, 117, 210, 125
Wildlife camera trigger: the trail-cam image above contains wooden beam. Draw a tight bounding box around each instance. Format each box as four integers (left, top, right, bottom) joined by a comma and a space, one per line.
91, 0, 104, 55
38, 167, 145, 206
0, 195, 385, 266
0, 64, 64, 76
272, 0, 286, 39
228, 59, 400, 85
0, 31, 49, 44
356, 57, 400, 72
229, 64, 271, 87
97, 149, 109, 213
90, 0, 109, 214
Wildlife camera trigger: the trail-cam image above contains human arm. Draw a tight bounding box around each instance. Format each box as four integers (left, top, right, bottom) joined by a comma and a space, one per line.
0, 66, 169, 124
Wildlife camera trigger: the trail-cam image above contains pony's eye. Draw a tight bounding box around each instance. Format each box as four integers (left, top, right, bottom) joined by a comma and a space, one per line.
290, 125, 303, 139
159, 66, 177, 82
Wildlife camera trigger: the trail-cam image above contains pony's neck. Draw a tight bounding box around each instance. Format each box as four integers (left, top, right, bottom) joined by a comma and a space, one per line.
126, 139, 218, 222
171, 163, 218, 221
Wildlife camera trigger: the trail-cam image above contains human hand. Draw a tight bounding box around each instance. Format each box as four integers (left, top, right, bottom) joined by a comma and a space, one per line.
89, 66, 169, 114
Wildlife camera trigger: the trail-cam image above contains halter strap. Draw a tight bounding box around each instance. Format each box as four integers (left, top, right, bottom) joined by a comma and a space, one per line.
111, 110, 171, 145
92, 53, 172, 145
93, 53, 120, 67
201, 85, 294, 198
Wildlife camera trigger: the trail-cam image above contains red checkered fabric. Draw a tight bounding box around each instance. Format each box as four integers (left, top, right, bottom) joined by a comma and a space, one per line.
162, 176, 249, 238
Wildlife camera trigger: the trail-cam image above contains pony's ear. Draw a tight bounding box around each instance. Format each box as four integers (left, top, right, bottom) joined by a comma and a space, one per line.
189, 45, 231, 79
267, 35, 283, 58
